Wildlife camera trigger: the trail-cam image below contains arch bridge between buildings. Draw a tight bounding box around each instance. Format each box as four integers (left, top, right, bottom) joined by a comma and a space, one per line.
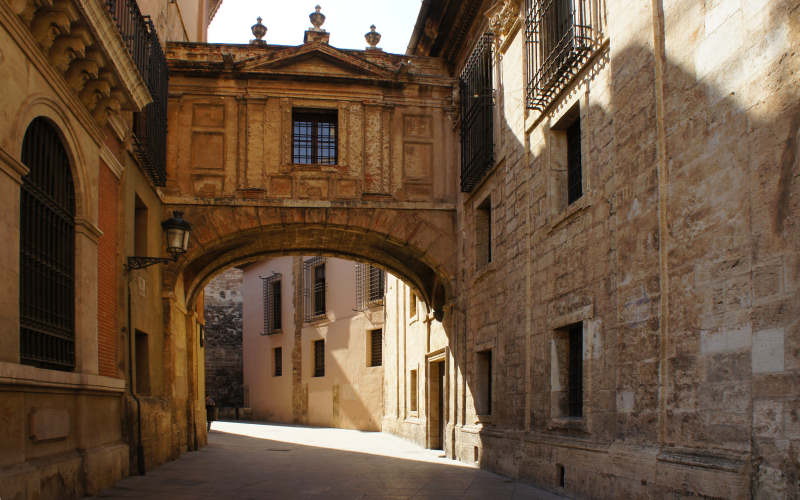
160, 39, 461, 321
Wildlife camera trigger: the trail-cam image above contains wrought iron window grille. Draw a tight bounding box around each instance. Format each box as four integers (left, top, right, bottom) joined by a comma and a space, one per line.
369, 329, 383, 367
261, 273, 282, 335
460, 32, 495, 193
106, 0, 168, 186
274, 347, 282, 376
525, 0, 594, 111
355, 263, 385, 311
303, 257, 327, 322
292, 110, 338, 165
20, 118, 76, 371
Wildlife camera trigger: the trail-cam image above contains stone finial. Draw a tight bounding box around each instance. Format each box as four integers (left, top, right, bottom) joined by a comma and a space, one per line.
365, 25, 381, 50
309, 5, 326, 31
304, 5, 330, 44
250, 16, 267, 46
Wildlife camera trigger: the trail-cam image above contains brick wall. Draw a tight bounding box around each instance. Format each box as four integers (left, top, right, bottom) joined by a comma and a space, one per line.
97, 161, 119, 378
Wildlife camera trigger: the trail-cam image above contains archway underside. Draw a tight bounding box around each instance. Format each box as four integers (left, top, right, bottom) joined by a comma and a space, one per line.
162, 207, 457, 318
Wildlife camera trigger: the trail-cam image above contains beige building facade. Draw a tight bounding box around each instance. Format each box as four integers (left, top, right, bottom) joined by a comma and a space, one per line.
242, 257, 385, 430
1, 0, 798, 499
0, 0, 217, 497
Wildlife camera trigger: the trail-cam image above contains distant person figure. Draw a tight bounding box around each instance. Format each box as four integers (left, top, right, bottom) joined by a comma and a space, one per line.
205, 395, 215, 431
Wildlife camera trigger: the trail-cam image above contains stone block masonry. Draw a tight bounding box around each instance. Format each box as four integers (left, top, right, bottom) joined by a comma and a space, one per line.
204, 268, 244, 407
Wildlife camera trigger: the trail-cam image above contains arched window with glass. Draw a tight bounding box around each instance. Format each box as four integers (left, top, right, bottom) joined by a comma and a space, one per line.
19, 117, 76, 371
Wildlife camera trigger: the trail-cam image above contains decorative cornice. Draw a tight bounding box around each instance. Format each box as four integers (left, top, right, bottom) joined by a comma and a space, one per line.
0, 0, 104, 146
75, 0, 151, 111
0, 145, 29, 184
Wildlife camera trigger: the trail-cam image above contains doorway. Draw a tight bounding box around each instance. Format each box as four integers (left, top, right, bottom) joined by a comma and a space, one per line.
429, 359, 446, 450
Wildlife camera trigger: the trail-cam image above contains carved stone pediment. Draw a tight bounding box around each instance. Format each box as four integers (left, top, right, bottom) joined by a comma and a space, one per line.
237, 43, 396, 82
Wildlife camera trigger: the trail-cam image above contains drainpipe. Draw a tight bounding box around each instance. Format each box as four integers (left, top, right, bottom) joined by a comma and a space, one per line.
127, 279, 146, 475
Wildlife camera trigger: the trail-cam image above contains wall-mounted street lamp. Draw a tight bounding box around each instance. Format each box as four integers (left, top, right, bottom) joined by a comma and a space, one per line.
126, 211, 192, 270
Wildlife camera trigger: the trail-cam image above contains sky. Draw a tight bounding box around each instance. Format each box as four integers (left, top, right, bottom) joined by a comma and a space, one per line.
207, 1, 423, 54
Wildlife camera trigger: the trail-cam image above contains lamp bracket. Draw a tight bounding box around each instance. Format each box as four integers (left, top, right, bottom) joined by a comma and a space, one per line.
126, 255, 177, 270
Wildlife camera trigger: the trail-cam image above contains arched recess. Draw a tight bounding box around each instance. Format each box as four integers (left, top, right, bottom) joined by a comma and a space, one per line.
19, 117, 76, 370
11, 96, 90, 220
160, 206, 458, 320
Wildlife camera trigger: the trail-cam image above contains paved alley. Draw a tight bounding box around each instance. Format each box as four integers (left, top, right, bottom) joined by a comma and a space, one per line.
90, 421, 566, 499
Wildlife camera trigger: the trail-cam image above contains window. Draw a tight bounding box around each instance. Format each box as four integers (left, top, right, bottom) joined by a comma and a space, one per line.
460, 32, 494, 193
368, 329, 382, 367
476, 350, 492, 415
303, 257, 326, 322
19, 117, 76, 371
134, 195, 148, 256
551, 105, 582, 210
526, 0, 595, 110
355, 263, 385, 310
135, 331, 150, 394
409, 369, 418, 412
261, 273, 282, 334
408, 290, 417, 319
274, 347, 282, 377
566, 117, 582, 204
313, 340, 325, 377
552, 322, 583, 418
476, 197, 492, 269
293, 109, 337, 165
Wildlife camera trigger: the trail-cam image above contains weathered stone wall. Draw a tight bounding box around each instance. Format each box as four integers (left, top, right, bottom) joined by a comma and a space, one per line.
204, 268, 244, 407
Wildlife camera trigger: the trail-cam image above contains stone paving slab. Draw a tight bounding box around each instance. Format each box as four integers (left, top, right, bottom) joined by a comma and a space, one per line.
89, 421, 567, 500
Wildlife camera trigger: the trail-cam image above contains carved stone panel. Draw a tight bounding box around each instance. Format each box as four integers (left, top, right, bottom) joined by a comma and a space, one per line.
191, 132, 224, 171
192, 104, 224, 127
404, 115, 433, 139
364, 104, 391, 194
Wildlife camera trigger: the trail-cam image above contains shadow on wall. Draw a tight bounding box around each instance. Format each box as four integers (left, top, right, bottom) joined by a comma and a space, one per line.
462, 2, 798, 497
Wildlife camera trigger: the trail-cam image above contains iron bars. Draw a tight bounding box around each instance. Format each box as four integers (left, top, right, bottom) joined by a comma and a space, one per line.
460, 32, 494, 193
355, 263, 385, 311
525, 0, 594, 111
261, 273, 282, 335
106, 0, 168, 185
20, 118, 76, 371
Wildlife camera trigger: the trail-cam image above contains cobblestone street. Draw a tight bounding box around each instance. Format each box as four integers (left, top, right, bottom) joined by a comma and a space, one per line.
89, 421, 565, 499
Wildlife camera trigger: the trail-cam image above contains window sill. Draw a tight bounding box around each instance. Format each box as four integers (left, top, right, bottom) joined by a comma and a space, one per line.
0, 361, 125, 393
472, 259, 497, 284
547, 194, 593, 235
548, 417, 587, 433
261, 330, 283, 336
305, 315, 329, 326
475, 414, 493, 425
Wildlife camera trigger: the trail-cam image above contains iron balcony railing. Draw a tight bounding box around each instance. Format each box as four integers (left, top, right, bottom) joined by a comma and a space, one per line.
106, 0, 168, 186
526, 0, 594, 111
460, 32, 494, 193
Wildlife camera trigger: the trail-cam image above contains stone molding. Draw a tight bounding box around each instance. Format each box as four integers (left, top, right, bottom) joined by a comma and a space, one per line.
0, 361, 125, 392
0, 145, 30, 184
75, 216, 104, 242
0, 0, 104, 145
99, 143, 125, 179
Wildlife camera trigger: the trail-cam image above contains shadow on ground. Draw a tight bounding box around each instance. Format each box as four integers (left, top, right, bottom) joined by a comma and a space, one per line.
89, 421, 567, 500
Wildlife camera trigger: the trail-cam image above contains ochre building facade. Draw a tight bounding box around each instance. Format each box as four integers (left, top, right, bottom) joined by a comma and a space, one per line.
1, 0, 798, 499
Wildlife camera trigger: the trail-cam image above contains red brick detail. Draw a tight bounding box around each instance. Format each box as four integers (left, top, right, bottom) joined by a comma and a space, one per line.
97, 161, 119, 378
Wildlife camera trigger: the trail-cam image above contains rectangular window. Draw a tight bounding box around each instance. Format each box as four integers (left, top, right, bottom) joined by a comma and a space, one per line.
369, 329, 383, 367
460, 32, 494, 193
313, 340, 325, 377
476, 197, 492, 269
134, 194, 148, 256
409, 290, 417, 319
303, 257, 327, 322
355, 264, 385, 310
476, 350, 492, 415
552, 321, 584, 419
293, 109, 337, 165
525, 0, 595, 110
409, 369, 418, 412
274, 347, 282, 377
261, 273, 282, 334
135, 330, 150, 395
568, 322, 583, 417
566, 117, 582, 204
